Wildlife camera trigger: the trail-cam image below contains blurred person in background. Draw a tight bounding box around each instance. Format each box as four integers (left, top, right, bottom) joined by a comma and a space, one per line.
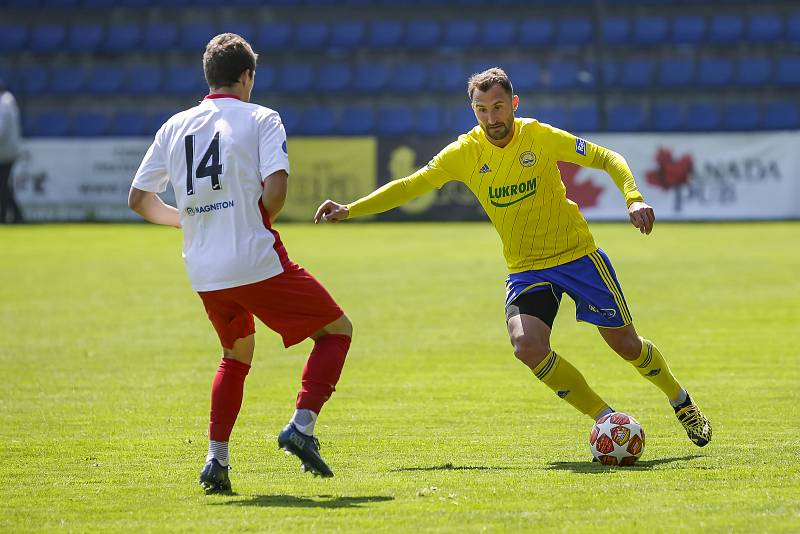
0, 78, 23, 224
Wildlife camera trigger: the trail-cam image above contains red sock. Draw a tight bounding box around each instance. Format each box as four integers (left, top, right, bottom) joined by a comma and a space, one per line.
296, 334, 351, 414
209, 358, 251, 442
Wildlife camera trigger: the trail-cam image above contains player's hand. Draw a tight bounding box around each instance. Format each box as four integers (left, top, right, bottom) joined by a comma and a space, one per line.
314, 200, 349, 224
628, 201, 655, 235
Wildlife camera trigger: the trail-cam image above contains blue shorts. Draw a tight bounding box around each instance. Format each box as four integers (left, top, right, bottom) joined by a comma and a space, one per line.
505, 249, 633, 328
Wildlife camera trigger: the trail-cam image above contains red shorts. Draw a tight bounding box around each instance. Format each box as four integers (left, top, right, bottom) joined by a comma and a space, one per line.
198, 265, 344, 349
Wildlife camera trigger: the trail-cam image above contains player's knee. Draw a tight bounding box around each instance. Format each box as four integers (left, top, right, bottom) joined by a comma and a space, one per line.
610, 333, 642, 360
511, 334, 550, 369
330, 313, 353, 337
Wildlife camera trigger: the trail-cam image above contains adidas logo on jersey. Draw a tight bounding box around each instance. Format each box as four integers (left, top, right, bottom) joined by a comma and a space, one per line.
479, 164, 492, 173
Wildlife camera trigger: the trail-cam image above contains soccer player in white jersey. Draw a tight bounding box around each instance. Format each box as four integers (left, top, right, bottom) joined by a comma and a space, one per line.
128, 33, 351, 491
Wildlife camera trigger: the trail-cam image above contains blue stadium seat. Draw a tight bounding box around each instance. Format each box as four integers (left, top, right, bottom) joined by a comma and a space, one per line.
368, 20, 404, 49
443, 20, 479, 48
607, 104, 646, 131
87, 65, 124, 96
697, 58, 734, 88
633, 16, 669, 45
225, 22, 255, 43
735, 57, 771, 87
147, 111, 173, 136
73, 112, 108, 137
294, 21, 328, 49
105, 24, 141, 54
353, 63, 390, 93
775, 57, 800, 86
50, 66, 85, 96
549, 61, 579, 90
416, 104, 444, 135
329, 20, 365, 49
338, 105, 374, 135
67, 24, 103, 52
747, 14, 782, 43
377, 105, 414, 135
127, 64, 162, 95
686, 103, 721, 131
181, 23, 216, 52
619, 58, 654, 89
164, 65, 204, 95
652, 103, 683, 131
110, 111, 147, 136
142, 23, 178, 52
391, 62, 428, 92
433, 61, 466, 93
251, 64, 274, 92
277, 63, 313, 93
788, 14, 800, 44
447, 105, 477, 133
570, 104, 598, 132
31, 111, 70, 137
0, 24, 28, 52
300, 106, 337, 136
533, 105, 568, 128
658, 58, 694, 88
556, 17, 592, 46
504, 61, 539, 92
20, 66, 48, 96
603, 17, 630, 45
671, 15, 705, 45
480, 19, 515, 49
30, 24, 67, 53
763, 101, 799, 130
256, 22, 292, 51
313, 63, 349, 94
277, 106, 300, 135
519, 19, 554, 47
723, 102, 759, 131
406, 20, 441, 49
708, 15, 744, 44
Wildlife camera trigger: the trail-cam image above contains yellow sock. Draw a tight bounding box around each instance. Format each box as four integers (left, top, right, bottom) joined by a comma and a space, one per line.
631, 338, 682, 400
532, 351, 610, 420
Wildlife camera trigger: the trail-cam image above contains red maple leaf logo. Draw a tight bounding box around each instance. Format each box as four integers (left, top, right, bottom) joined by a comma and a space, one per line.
557, 161, 604, 208
646, 148, 693, 190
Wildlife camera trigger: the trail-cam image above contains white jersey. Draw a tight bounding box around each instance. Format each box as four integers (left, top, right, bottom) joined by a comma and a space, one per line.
132, 95, 290, 291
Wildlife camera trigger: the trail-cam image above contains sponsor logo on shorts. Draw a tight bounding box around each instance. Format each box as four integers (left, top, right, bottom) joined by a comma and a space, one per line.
587, 303, 617, 319
185, 199, 235, 216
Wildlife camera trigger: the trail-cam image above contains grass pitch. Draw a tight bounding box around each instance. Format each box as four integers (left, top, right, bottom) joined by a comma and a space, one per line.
1, 222, 799, 532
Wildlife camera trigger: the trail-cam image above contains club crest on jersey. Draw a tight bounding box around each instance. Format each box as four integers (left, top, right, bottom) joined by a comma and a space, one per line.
479, 163, 491, 173
488, 178, 537, 207
576, 138, 587, 156
519, 151, 537, 167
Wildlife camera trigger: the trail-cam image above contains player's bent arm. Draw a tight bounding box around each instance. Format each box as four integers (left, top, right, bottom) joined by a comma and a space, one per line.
262, 170, 288, 224
127, 187, 181, 228
588, 147, 644, 207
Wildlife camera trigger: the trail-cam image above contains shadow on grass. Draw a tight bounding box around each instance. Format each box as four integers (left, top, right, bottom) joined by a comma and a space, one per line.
215, 494, 395, 508
390, 462, 517, 472
547, 454, 705, 473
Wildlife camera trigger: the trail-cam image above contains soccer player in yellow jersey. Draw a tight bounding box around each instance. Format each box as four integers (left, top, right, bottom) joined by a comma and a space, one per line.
315, 68, 711, 448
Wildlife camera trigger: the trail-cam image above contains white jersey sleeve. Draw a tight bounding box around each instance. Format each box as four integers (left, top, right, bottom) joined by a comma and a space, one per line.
258, 111, 290, 180
132, 126, 170, 193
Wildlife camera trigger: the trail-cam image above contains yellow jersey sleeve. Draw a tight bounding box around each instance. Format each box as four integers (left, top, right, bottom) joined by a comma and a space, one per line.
544, 124, 644, 207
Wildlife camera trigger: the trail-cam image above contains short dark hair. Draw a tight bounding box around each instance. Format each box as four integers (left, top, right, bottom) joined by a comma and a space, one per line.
467, 67, 514, 100
203, 33, 258, 88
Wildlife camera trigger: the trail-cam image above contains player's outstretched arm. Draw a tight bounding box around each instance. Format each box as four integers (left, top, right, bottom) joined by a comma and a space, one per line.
128, 186, 181, 228
628, 201, 655, 235
314, 174, 436, 224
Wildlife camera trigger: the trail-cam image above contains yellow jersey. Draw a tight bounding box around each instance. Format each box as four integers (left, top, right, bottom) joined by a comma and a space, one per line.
346, 118, 644, 272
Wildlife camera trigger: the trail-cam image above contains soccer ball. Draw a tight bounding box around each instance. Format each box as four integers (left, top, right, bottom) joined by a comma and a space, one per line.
589, 412, 645, 466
